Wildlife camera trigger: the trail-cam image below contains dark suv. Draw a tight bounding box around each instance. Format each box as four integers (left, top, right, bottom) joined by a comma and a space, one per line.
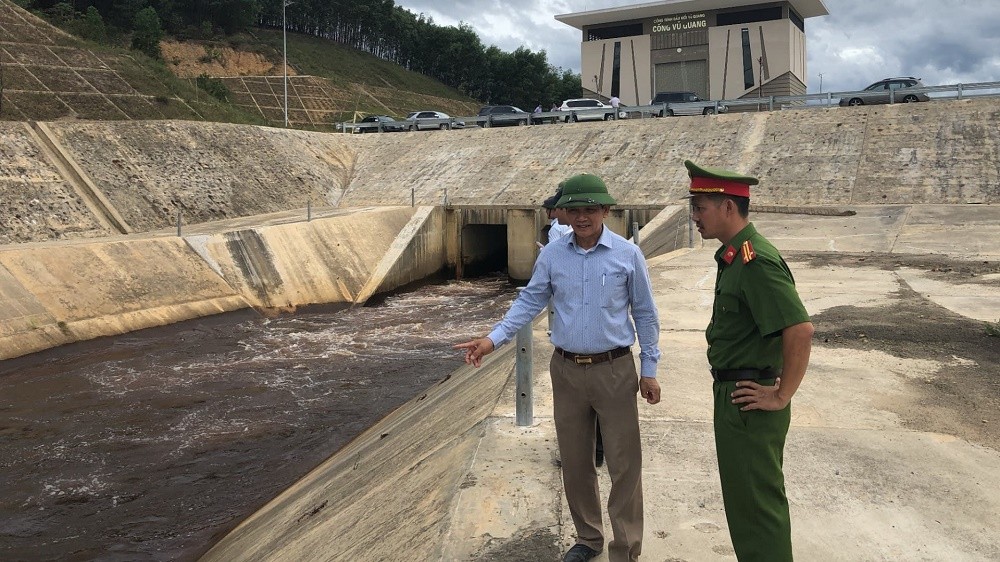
477, 105, 529, 127
651, 91, 727, 116
839, 77, 930, 106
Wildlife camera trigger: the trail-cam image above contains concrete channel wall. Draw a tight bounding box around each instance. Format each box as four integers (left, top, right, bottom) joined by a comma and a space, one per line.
199, 344, 520, 562
0, 205, 446, 361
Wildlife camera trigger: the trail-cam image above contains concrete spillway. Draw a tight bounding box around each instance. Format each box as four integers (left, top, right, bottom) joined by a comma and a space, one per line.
2, 98, 999, 560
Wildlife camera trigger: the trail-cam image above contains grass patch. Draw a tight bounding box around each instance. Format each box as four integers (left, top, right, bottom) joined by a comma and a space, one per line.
987, 320, 1000, 337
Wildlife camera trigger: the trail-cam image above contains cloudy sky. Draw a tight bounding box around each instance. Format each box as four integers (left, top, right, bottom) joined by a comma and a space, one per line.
394, 0, 1000, 94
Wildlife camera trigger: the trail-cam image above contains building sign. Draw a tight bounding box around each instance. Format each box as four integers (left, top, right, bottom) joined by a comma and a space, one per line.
652, 12, 708, 34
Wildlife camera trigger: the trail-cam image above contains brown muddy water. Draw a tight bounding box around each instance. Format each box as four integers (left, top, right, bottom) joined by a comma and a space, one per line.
0, 277, 517, 561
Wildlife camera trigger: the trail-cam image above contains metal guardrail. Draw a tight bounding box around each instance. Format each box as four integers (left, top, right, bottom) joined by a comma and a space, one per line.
338, 81, 1000, 132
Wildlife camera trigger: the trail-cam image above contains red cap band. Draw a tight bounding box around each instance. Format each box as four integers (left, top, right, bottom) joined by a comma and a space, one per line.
689, 176, 751, 198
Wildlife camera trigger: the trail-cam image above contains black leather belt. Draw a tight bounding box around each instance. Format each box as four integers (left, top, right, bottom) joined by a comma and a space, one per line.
555, 346, 631, 365
711, 368, 779, 382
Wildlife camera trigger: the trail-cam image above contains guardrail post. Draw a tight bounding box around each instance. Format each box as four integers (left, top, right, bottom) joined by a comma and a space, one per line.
890, 89, 895, 104
515, 319, 533, 427
769, 96, 775, 111
176, 209, 182, 236
632, 221, 640, 246
411, 187, 415, 207
957, 83, 963, 100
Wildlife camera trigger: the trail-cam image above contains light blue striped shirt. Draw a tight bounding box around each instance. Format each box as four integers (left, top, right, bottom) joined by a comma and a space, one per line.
487, 226, 661, 377
548, 219, 574, 244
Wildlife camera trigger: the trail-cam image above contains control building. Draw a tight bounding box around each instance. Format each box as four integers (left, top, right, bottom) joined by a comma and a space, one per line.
555, 0, 829, 105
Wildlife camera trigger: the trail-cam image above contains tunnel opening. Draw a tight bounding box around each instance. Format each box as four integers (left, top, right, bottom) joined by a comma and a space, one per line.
461, 224, 509, 278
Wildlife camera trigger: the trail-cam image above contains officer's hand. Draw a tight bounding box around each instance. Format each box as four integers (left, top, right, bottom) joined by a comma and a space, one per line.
731, 378, 789, 411
454, 337, 495, 367
639, 377, 660, 404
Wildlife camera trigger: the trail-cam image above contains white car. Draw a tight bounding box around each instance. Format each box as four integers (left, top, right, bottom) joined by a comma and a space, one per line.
558, 98, 622, 122
405, 111, 464, 131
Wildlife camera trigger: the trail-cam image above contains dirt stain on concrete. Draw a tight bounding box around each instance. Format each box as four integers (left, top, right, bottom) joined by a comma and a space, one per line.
796, 252, 1000, 451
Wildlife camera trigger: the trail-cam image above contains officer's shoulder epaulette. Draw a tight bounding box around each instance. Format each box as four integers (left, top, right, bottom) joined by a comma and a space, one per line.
740, 240, 757, 264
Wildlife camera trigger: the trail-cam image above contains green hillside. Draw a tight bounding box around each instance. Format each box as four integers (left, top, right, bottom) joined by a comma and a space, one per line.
0, 0, 266, 124
0, 0, 481, 129
195, 28, 482, 129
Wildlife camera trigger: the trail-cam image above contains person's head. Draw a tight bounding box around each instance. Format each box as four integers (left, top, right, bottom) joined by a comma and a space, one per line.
555, 173, 616, 243
684, 160, 757, 243
542, 189, 562, 220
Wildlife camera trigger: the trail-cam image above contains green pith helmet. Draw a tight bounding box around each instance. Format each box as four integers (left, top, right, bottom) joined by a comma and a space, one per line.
555, 173, 617, 208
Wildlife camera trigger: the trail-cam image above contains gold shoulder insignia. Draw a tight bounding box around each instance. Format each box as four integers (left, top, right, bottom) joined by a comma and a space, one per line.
741, 240, 757, 264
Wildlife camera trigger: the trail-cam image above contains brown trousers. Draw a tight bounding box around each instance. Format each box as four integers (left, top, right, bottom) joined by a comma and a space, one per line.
550, 350, 643, 562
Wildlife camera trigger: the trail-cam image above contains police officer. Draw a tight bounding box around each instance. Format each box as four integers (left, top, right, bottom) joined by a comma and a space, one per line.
685, 160, 814, 562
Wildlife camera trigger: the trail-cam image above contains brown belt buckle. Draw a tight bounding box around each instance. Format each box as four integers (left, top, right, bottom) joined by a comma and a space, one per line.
574, 356, 592, 364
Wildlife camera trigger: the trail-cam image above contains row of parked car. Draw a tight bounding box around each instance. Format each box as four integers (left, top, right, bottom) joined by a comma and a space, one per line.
355, 111, 465, 133
355, 92, 722, 133
352, 78, 932, 132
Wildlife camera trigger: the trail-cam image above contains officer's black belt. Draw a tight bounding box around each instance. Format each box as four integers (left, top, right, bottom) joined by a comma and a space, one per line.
555, 346, 631, 365
711, 368, 779, 382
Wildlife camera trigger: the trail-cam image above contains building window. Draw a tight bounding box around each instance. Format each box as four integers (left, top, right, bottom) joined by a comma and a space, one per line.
741, 28, 754, 90
717, 7, 782, 26
586, 23, 643, 41
789, 8, 804, 32
611, 42, 622, 98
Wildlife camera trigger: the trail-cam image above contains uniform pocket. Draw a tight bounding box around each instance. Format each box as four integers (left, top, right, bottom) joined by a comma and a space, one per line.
711, 293, 744, 339
715, 293, 740, 315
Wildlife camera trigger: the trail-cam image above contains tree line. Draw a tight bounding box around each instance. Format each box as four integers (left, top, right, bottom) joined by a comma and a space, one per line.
16, 0, 582, 109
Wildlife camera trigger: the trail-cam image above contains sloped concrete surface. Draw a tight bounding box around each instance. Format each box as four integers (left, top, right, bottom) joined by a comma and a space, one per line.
4, 99, 999, 245
0, 206, 436, 360
199, 346, 519, 562
441, 207, 1000, 562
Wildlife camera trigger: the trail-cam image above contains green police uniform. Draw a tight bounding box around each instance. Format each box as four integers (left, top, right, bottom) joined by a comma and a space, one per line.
686, 160, 810, 562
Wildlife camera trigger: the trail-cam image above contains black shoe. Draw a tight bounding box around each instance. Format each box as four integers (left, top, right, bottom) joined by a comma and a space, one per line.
563, 543, 600, 562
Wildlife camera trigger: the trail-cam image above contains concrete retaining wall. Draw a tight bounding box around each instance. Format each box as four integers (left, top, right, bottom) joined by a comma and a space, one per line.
199, 344, 519, 562
342, 98, 1000, 207
0, 206, 439, 361
3, 98, 997, 246
0, 236, 248, 359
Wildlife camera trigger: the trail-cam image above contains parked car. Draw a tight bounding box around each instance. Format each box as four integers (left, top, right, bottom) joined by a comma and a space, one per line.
558, 98, 618, 122
651, 91, 728, 116
355, 115, 407, 133
839, 77, 930, 106
405, 110, 465, 130
477, 105, 529, 127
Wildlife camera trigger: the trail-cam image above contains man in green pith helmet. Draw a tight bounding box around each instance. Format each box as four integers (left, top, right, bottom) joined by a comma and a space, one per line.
685, 159, 814, 562
456, 173, 661, 562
